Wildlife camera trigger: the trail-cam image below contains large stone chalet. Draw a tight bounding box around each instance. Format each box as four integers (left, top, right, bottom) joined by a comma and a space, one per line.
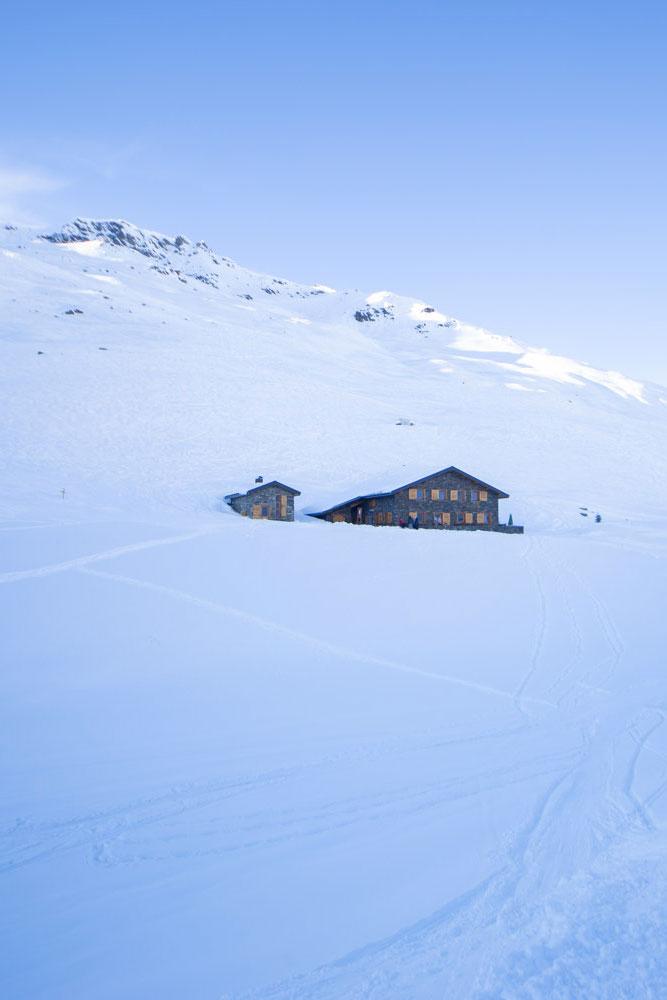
310, 467, 523, 532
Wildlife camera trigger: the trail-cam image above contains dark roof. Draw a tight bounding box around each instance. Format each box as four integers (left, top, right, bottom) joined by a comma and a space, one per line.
310, 491, 392, 517
310, 467, 509, 517
233, 480, 301, 499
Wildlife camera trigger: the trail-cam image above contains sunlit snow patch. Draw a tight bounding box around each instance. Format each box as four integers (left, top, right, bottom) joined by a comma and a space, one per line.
366, 290, 392, 306
505, 382, 544, 393
496, 349, 646, 402
409, 301, 450, 323
91, 274, 120, 285
450, 324, 523, 355
289, 316, 311, 325
429, 358, 454, 373
312, 284, 336, 294
59, 239, 105, 257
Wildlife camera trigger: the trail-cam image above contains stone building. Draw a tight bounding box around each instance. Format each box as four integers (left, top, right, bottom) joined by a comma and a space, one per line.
225, 481, 301, 521
310, 467, 523, 533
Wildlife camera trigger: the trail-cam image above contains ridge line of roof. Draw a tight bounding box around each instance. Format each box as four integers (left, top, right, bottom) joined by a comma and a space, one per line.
310, 467, 510, 516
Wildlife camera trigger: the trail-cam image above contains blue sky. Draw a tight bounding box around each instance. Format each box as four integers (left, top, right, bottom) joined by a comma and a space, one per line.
2, 1, 665, 382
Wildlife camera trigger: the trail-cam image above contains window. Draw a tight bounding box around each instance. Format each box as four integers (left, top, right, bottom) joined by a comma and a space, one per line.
443, 512, 451, 526
456, 511, 464, 524
408, 488, 417, 500
471, 490, 478, 502
450, 489, 458, 501
431, 489, 439, 501
480, 490, 488, 502
465, 512, 473, 524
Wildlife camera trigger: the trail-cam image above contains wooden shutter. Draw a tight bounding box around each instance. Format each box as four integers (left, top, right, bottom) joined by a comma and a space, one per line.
480, 490, 488, 501
431, 489, 439, 500
385, 512, 393, 525
408, 488, 417, 500
450, 489, 458, 501
443, 512, 451, 526
465, 512, 473, 524
477, 512, 485, 524
251, 504, 261, 519
279, 495, 287, 517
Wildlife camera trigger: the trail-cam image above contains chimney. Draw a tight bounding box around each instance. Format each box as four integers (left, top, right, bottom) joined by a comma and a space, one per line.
255, 475, 264, 484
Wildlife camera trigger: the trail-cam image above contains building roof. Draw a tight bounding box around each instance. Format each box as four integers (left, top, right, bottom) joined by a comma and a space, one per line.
227, 481, 301, 502
398, 467, 510, 498
310, 467, 509, 517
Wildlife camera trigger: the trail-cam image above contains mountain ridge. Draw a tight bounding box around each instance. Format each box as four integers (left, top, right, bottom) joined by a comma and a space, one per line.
1, 217, 665, 522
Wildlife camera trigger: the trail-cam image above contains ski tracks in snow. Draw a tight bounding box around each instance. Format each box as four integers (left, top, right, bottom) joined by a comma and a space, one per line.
233, 540, 667, 1000
0, 526, 218, 584
80, 565, 554, 709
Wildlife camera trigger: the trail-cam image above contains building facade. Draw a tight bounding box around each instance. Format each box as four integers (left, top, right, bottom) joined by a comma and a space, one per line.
310, 467, 523, 532
225, 481, 301, 521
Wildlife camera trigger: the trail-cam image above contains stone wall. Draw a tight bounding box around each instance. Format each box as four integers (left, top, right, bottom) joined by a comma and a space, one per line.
324, 471, 523, 532
229, 486, 296, 521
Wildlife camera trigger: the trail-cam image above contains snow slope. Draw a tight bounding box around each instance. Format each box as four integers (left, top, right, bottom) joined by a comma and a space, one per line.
1, 220, 666, 999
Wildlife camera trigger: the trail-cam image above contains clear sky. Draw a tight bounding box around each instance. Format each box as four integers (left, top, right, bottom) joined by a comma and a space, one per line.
2, 1, 665, 383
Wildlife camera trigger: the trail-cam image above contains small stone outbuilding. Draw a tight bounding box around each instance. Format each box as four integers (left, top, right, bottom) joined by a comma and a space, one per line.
225, 481, 301, 521
310, 466, 523, 533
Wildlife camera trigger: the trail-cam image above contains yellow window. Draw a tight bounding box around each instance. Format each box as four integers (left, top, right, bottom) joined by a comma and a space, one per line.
480, 490, 488, 501
431, 489, 439, 500
450, 489, 458, 501
465, 512, 473, 524
477, 512, 485, 524
443, 512, 451, 525
408, 488, 417, 500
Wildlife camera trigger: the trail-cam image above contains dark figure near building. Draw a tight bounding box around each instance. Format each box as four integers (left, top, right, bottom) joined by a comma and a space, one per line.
225, 481, 300, 521
310, 466, 523, 533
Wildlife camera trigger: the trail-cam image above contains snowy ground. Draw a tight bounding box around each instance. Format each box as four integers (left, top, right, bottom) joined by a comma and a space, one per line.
1, 221, 667, 998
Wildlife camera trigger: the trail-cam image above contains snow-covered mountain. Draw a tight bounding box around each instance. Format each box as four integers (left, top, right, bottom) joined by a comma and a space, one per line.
1, 218, 665, 523
2, 220, 667, 1000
